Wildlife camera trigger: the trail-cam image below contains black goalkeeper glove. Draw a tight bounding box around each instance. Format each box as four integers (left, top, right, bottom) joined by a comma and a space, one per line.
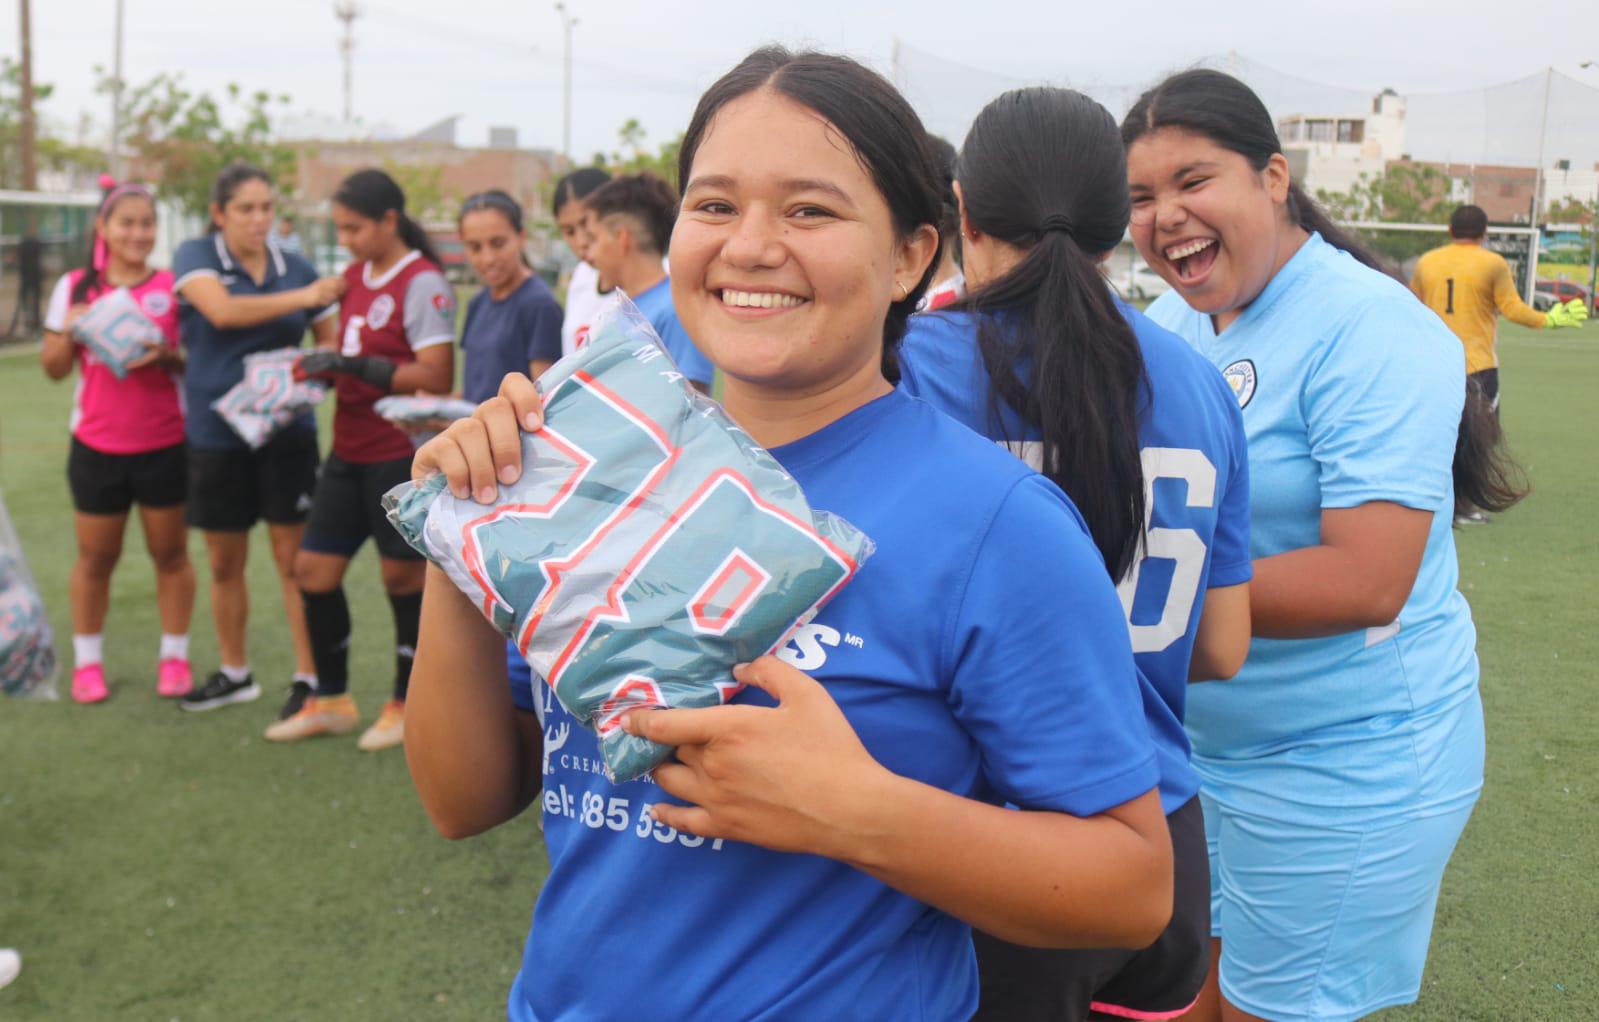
296, 349, 397, 391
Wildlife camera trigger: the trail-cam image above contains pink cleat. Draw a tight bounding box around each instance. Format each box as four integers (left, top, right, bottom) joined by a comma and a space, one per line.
72, 664, 110, 704
157, 658, 194, 698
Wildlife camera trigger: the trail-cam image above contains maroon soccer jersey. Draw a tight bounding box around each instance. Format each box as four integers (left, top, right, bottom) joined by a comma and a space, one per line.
333, 251, 456, 462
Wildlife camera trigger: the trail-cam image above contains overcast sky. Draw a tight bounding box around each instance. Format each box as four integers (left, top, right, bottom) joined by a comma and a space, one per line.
7, 0, 1599, 165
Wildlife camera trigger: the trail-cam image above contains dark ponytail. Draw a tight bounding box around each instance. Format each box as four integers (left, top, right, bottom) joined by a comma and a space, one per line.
72, 180, 156, 305
1123, 68, 1525, 520
1454, 385, 1528, 516
333, 168, 443, 268
1122, 69, 1391, 277
678, 46, 943, 377
953, 87, 1146, 579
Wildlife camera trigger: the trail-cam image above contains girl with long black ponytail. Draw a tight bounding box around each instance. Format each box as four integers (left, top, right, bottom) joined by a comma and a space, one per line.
898, 86, 1254, 1021
1123, 68, 1488, 1022
269, 167, 456, 751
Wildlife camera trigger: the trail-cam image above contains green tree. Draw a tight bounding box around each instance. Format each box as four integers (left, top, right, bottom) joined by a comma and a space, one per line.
599, 120, 683, 186
104, 71, 296, 216
0, 58, 103, 188
1316, 163, 1454, 264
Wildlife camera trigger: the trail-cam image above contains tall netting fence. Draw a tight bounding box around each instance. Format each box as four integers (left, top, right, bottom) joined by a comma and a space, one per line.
892, 42, 1599, 172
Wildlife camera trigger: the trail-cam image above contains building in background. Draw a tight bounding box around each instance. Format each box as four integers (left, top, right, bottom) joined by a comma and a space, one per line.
1279, 89, 1408, 196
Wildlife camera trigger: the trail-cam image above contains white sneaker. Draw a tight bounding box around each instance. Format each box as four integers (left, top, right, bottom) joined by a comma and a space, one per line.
0, 948, 20, 991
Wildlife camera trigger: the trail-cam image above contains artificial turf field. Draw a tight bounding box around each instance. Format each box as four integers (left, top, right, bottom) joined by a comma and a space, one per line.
0, 320, 1594, 1020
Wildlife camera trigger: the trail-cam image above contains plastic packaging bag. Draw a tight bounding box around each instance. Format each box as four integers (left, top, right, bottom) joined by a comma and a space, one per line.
375, 395, 479, 426
213, 349, 329, 449
71, 288, 164, 379
0, 489, 59, 699
385, 296, 874, 781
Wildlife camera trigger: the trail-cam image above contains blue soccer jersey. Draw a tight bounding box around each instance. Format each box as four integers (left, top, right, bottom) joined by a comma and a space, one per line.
898, 304, 1251, 814
505, 389, 1158, 1021
630, 277, 715, 387
1146, 232, 1484, 827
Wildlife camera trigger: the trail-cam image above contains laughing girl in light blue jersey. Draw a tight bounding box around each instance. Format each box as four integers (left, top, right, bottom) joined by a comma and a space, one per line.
1124, 69, 1515, 1022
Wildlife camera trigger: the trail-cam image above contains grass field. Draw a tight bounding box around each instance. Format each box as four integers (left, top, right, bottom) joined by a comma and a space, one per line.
1, 321, 1596, 1019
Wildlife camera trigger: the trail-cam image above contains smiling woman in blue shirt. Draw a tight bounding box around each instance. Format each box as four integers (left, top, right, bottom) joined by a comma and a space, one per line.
172, 162, 344, 716
404, 47, 1173, 1022
1124, 69, 1512, 1022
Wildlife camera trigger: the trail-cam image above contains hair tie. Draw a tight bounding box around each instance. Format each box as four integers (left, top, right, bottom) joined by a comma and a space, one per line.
1040, 213, 1075, 237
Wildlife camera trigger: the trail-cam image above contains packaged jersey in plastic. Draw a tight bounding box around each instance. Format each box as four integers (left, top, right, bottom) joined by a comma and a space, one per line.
71, 288, 165, 379
212, 349, 329, 449
0, 489, 58, 699
385, 296, 874, 781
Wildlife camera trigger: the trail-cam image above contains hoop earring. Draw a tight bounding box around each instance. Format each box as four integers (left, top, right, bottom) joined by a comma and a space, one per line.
895, 281, 909, 301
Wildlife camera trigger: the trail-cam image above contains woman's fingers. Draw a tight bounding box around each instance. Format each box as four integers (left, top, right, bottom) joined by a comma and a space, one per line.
453, 416, 503, 503
648, 801, 721, 839
479, 396, 527, 486
498, 373, 544, 432
411, 429, 472, 496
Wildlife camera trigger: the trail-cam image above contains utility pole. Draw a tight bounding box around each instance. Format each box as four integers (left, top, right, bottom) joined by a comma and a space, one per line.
334, 1, 360, 124
110, 0, 125, 178
18, 0, 37, 190
555, 2, 577, 162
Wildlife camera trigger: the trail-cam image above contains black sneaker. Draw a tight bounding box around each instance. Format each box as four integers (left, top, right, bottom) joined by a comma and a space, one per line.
178, 671, 261, 713
276, 680, 316, 721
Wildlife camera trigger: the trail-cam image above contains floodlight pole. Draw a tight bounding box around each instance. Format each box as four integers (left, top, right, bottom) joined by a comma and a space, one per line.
335, 1, 361, 124
555, 3, 577, 163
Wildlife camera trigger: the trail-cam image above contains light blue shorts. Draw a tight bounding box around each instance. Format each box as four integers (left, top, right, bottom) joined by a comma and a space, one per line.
1204, 795, 1475, 1022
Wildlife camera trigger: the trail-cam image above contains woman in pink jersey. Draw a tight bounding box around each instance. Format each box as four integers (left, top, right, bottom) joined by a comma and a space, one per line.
267, 168, 455, 751
40, 182, 196, 704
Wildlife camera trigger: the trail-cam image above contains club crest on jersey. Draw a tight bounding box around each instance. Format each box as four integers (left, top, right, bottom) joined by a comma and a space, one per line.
140, 291, 173, 318
366, 294, 396, 330
1222, 359, 1256, 409
431, 291, 454, 315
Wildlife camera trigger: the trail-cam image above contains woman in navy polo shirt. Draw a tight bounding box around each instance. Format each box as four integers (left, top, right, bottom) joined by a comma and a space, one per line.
172, 162, 344, 715
457, 190, 563, 400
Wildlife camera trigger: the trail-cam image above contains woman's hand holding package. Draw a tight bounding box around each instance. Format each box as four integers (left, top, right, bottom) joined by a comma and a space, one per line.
623, 655, 890, 860
411, 373, 546, 501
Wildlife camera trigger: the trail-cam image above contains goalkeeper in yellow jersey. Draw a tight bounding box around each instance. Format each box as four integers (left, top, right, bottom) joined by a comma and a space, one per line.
1411, 204, 1587, 410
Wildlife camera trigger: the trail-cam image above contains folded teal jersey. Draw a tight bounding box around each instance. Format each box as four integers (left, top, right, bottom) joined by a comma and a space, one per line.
385, 298, 874, 782
71, 288, 163, 379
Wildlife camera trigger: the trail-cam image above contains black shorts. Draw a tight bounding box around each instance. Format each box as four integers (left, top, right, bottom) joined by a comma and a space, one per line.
188, 428, 321, 532
1469, 368, 1500, 410
301, 453, 420, 561
972, 796, 1210, 1022
67, 438, 187, 515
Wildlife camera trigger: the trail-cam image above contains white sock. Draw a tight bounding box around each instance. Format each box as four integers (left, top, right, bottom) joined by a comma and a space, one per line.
159, 634, 189, 662
220, 663, 252, 683
293, 672, 319, 689
73, 634, 103, 669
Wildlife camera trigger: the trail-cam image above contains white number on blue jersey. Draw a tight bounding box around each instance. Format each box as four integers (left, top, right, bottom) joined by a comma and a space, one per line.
1117, 447, 1216, 654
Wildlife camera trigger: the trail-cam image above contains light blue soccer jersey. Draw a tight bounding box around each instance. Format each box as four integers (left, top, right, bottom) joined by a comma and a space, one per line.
504, 390, 1158, 1021
631, 277, 715, 386
898, 303, 1251, 814
1147, 232, 1484, 827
